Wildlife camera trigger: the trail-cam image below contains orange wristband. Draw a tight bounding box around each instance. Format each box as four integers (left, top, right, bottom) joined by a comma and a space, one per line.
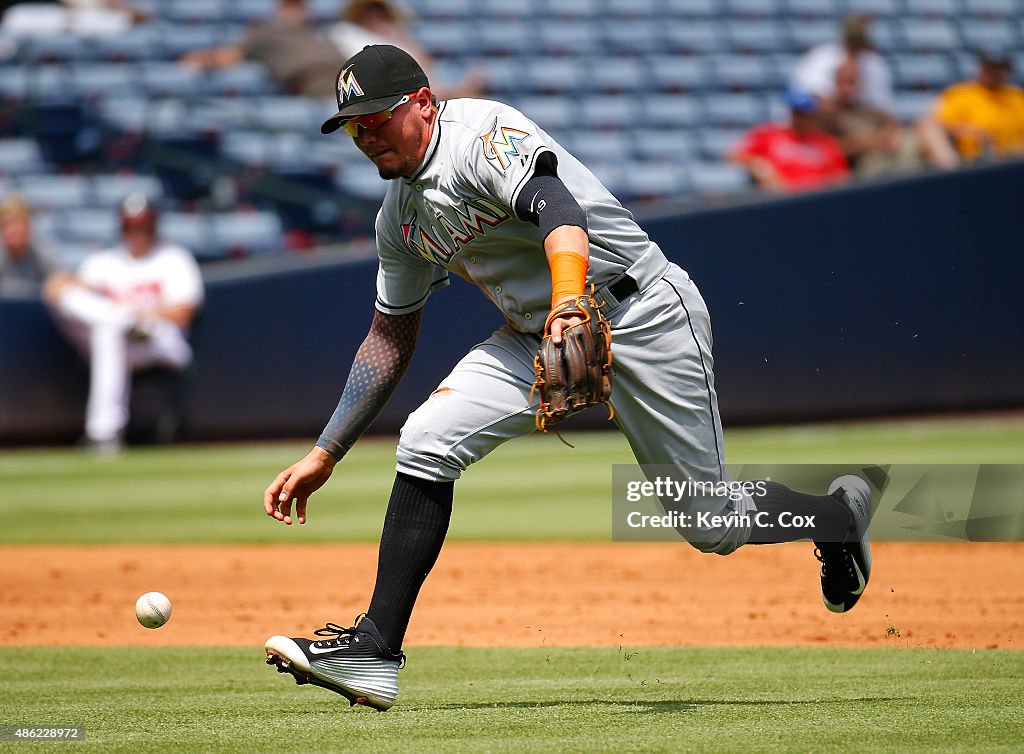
549, 251, 588, 308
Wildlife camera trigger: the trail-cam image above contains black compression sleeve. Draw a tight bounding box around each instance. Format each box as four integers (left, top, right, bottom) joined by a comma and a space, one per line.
513, 160, 588, 242
315, 309, 421, 461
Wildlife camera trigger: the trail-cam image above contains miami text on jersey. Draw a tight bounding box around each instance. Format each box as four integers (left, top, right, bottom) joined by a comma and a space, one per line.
480, 119, 531, 174
401, 198, 510, 264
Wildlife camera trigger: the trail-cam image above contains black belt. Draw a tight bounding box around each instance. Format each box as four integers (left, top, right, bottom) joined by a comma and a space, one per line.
607, 274, 639, 302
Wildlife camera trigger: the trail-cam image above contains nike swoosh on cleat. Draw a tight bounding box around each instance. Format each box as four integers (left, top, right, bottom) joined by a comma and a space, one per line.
308, 644, 349, 655
850, 557, 867, 596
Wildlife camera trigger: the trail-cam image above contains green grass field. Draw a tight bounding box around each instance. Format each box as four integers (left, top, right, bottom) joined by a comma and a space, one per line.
2, 646, 1022, 753
2, 415, 1023, 544
2, 416, 1023, 752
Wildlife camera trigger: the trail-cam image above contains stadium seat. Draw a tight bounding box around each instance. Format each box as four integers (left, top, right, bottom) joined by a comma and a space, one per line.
19, 65, 72, 101
781, 0, 841, 18
59, 209, 120, 246
959, 20, 1018, 51
724, 0, 781, 18
157, 25, 224, 59
579, 98, 637, 129
606, 0, 659, 18
702, 93, 769, 127
844, 0, 900, 19
687, 162, 751, 193
899, 20, 961, 53
337, 162, 388, 201
418, 0, 475, 20
904, 0, 961, 16
413, 21, 479, 58
205, 64, 276, 97
631, 128, 700, 162
514, 97, 576, 131
620, 162, 690, 199
647, 56, 710, 93
602, 21, 665, 55
664, 22, 727, 54
253, 96, 324, 132
221, 131, 268, 167
893, 54, 957, 90
17, 175, 92, 210
478, 22, 537, 56
962, 0, 1019, 17
159, 212, 214, 257
0, 138, 45, 175
527, 58, 586, 94
638, 94, 704, 127
711, 56, 781, 91
72, 63, 142, 99
889, 91, 937, 123
211, 211, 284, 256
139, 62, 206, 97
725, 20, 790, 54
561, 132, 631, 163
698, 128, 747, 160
93, 26, 166, 62
307, 0, 346, 23
163, 1, 229, 24
92, 174, 163, 207
225, 0, 277, 24
584, 59, 649, 94
17, 36, 89, 64
537, 23, 600, 56
658, 0, 718, 17
787, 20, 837, 53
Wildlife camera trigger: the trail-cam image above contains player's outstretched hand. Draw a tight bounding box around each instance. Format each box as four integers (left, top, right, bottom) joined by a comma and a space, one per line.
263, 447, 337, 525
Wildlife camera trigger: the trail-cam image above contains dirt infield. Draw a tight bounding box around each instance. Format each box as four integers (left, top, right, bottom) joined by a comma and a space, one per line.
1, 542, 1020, 649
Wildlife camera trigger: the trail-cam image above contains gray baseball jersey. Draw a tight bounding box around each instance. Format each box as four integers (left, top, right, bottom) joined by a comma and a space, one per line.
374, 98, 656, 331
373, 98, 754, 555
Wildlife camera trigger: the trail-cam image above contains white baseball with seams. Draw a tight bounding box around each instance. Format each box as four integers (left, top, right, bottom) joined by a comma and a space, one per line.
135, 591, 172, 629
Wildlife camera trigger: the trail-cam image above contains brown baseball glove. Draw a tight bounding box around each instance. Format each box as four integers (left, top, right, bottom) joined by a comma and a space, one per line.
530, 292, 614, 433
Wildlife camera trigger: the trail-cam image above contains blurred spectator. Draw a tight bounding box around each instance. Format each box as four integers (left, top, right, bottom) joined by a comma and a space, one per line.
792, 15, 894, 115
43, 195, 203, 453
731, 89, 850, 192
0, 193, 56, 296
180, 0, 342, 97
329, 0, 485, 100
1, 0, 146, 37
819, 58, 925, 177
928, 51, 1024, 163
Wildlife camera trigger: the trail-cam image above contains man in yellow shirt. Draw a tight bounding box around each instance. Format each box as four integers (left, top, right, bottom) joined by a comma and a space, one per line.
934, 52, 1024, 161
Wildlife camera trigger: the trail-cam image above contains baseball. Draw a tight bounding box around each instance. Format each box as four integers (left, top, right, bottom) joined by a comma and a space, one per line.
135, 591, 172, 629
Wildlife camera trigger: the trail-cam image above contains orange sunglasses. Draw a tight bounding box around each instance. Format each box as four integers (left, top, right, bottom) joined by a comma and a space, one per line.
342, 94, 414, 137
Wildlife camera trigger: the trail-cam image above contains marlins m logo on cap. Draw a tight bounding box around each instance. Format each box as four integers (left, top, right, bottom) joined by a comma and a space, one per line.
338, 66, 364, 101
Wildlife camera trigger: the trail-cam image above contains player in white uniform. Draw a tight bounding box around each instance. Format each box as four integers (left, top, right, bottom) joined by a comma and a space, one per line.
44, 195, 203, 453
262, 46, 873, 711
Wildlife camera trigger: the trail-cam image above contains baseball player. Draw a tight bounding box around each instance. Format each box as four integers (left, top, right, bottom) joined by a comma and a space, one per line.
44, 195, 203, 453
262, 45, 872, 711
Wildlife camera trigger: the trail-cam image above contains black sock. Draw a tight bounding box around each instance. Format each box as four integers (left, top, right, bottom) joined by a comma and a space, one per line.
748, 481, 853, 544
365, 472, 453, 653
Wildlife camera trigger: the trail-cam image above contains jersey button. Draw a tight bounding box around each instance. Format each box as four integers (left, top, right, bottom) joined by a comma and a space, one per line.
495, 286, 502, 294
524, 312, 532, 320
415, 184, 423, 192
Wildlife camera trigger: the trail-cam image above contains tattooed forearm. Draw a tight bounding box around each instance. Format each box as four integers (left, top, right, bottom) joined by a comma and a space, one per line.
315, 309, 422, 460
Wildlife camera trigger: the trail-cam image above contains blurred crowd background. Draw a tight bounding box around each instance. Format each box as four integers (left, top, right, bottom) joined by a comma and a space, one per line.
1, 0, 1022, 450
0, 0, 1021, 276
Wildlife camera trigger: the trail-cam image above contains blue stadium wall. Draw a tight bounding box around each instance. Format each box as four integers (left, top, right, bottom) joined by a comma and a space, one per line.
1, 161, 1021, 443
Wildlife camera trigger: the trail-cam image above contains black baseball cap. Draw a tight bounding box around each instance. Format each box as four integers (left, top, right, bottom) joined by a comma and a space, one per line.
320, 45, 429, 135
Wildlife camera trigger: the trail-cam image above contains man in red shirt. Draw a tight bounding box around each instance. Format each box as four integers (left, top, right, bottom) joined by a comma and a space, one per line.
731, 89, 850, 192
